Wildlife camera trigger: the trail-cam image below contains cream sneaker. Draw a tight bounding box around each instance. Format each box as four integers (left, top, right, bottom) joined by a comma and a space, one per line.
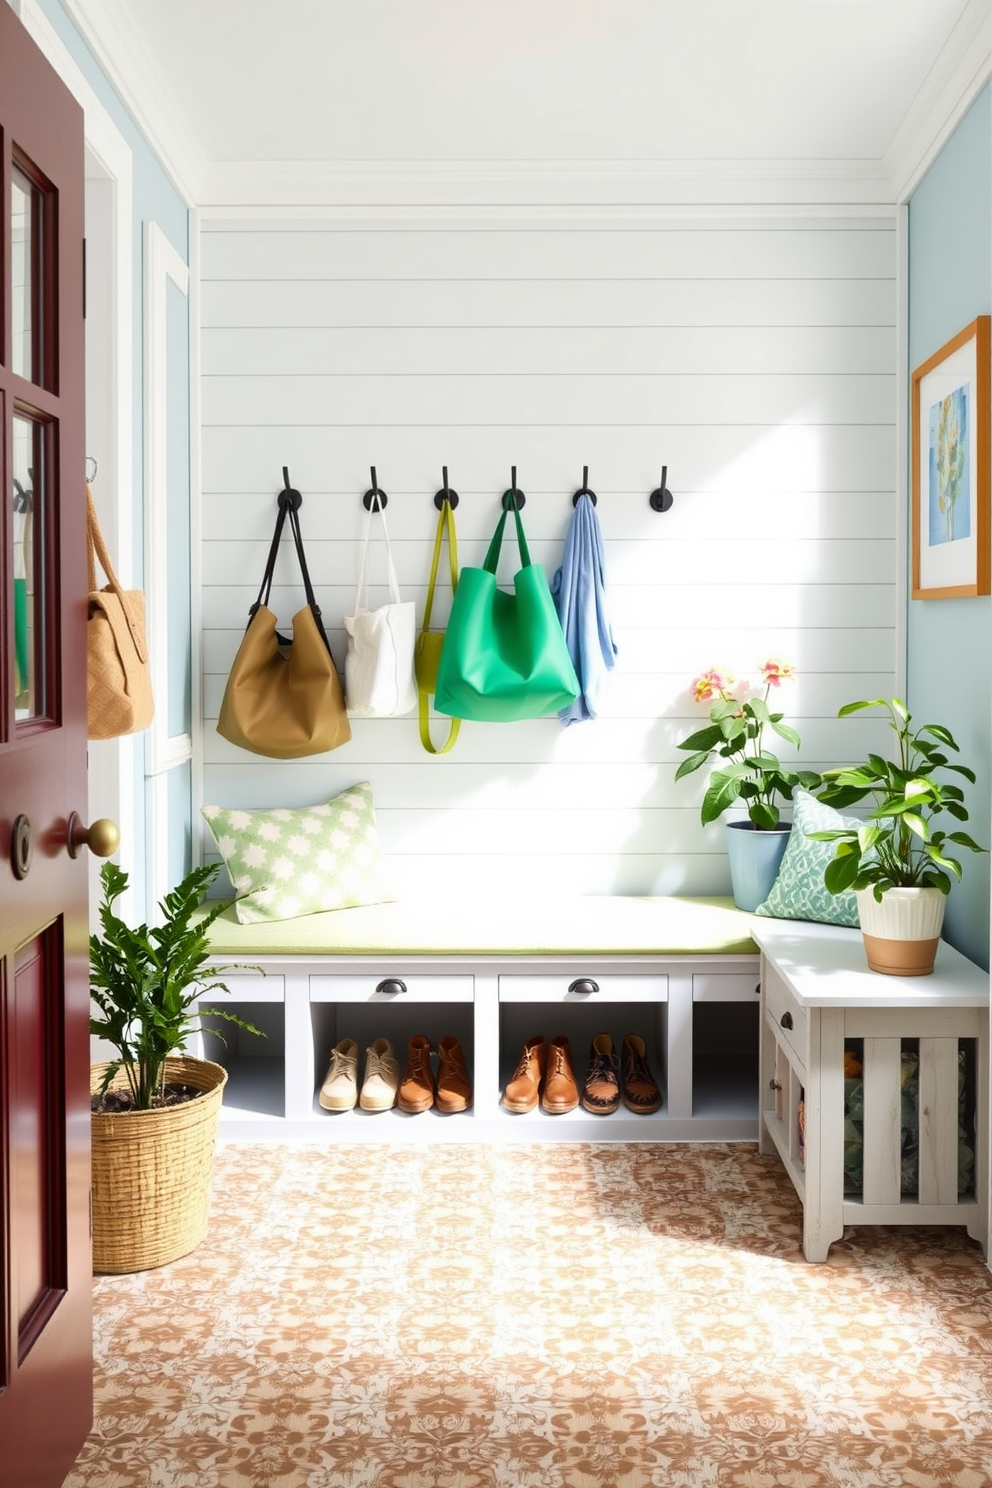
359, 1037, 400, 1112
319, 1038, 359, 1111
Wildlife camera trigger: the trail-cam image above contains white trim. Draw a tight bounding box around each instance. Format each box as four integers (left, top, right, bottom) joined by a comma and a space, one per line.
145, 732, 193, 777
188, 206, 206, 868
894, 202, 909, 702
143, 220, 190, 908
201, 203, 899, 230
887, 0, 992, 203
145, 772, 172, 920
201, 157, 895, 212
143, 219, 189, 776
56, 0, 205, 205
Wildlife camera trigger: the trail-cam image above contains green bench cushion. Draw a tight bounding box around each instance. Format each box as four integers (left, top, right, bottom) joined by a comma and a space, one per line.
196, 895, 757, 959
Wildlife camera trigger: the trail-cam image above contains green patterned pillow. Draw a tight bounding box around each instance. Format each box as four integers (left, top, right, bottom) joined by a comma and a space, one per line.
755, 789, 861, 927
201, 781, 386, 924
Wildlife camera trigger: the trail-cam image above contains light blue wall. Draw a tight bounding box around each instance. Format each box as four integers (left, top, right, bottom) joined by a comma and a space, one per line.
908, 85, 992, 968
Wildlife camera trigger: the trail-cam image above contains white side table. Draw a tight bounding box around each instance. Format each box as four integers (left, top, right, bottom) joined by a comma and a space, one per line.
752, 919, 989, 1263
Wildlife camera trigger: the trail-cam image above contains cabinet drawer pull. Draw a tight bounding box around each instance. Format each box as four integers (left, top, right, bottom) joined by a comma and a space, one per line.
769, 1078, 782, 1091
780, 1010, 794, 1030
568, 977, 600, 995
375, 978, 407, 996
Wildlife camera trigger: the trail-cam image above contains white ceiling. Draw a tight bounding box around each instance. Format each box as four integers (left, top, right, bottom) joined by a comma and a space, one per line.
66, 0, 991, 204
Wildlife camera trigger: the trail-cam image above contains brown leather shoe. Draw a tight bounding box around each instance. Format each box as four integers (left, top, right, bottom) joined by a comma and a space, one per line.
621, 1033, 663, 1114
541, 1034, 579, 1114
582, 1032, 620, 1115
503, 1035, 547, 1113
435, 1035, 472, 1113
397, 1034, 434, 1113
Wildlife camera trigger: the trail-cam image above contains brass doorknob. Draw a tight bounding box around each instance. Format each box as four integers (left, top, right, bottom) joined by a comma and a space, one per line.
67, 813, 120, 859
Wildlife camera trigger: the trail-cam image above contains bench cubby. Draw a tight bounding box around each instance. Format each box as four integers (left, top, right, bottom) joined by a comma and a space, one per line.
193, 897, 761, 1143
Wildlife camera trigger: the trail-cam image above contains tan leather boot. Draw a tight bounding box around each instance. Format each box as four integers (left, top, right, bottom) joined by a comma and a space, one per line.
541, 1034, 579, 1114
503, 1035, 547, 1112
435, 1035, 472, 1113
397, 1034, 434, 1113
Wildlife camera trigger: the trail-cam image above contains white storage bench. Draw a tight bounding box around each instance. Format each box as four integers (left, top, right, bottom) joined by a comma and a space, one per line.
193, 895, 760, 1143
753, 918, 989, 1262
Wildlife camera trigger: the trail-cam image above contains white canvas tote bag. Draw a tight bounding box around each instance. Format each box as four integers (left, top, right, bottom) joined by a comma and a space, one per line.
344, 500, 417, 717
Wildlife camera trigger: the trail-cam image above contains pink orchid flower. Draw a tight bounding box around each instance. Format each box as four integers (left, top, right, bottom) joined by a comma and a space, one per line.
760, 659, 796, 687
690, 668, 734, 703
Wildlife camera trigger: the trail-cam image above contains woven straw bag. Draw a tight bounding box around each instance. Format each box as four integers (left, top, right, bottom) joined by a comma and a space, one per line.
86, 484, 154, 739
90, 1057, 227, 1273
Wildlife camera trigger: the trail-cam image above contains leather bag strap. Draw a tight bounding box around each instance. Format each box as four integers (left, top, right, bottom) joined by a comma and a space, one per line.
250, 496, 333, 658
418, 498, 460, 755
86, 483, 148, 664
421, 498, 459, 631
418, 684, 460, 755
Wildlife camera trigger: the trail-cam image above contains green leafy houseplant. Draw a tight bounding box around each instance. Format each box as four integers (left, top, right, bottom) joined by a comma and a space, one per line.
675, 661, 821, 829
90, 861, 262, 1111
811, 697, 986, 898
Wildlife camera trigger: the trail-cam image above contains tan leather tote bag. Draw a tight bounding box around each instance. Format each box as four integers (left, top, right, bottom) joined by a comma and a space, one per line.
86, 483, 154, 739
217, 487, 351, 759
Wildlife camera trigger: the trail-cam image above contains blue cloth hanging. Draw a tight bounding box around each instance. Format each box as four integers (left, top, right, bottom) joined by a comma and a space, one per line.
550, 492, 618, 725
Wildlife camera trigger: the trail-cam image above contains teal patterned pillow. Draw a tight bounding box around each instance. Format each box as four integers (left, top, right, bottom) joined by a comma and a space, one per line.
201, 781, 386, 924
755, 789, 861, 927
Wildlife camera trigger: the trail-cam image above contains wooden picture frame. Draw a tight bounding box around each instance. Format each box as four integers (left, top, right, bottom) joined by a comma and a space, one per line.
911, 315, 990, 599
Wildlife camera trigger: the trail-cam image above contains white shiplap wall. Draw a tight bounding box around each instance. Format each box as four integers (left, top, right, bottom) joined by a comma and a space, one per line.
198, 213, 897, 900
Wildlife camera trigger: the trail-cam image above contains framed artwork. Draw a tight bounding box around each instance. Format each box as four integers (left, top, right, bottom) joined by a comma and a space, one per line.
911, 315, 990, 599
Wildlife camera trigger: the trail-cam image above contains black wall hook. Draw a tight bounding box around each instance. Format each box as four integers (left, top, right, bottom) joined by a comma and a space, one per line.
649, 465, 674, 513
433, 464, 460, 511
572, 465, 597, 507
363, 465, 387, 512
278, 465, 303, 512
502, 465, 526, 511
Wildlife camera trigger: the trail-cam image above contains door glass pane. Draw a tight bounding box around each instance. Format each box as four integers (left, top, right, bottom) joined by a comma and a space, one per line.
11, 166, 37, 382
12, 415, 45, 721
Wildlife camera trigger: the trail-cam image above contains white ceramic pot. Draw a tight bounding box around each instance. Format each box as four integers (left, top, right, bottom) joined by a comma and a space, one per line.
855, 886, 946, 977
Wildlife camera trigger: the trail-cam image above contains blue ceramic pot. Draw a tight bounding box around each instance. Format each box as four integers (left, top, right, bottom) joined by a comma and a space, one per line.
725, 820, 791, 912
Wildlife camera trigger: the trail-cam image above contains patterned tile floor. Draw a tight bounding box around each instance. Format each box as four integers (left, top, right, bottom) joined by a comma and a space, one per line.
64, 1143, 992, 1488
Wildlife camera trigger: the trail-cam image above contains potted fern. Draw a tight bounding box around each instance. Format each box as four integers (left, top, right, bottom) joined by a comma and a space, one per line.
811, 697, 985, 975
90, 861, 261, 1271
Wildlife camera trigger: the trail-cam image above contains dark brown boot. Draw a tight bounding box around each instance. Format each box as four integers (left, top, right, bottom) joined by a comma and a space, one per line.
397, 1034, 434, 1114
541, 1034, 579, 1114
582, 1032, 620, 1115
621, 1033, 663, 1114
435, 1035, 472, 1113
503, 1035, 547, 1113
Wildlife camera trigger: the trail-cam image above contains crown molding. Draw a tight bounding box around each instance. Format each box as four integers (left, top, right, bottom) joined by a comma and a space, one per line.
58, 0, 207, 204
200, 157, 894, 212
885, 0, 992, 202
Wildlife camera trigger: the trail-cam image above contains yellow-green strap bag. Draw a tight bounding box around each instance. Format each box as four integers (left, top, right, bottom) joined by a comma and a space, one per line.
415, 498, 461, 754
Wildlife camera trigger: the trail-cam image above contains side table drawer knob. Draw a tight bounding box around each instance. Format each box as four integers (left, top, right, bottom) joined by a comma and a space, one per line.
375, 978, 408, 996
780, 1010, 794, 1030
568, 978, 600, 995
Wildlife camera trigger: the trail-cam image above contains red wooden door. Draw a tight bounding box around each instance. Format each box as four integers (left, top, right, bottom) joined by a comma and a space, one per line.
1, 7, 92, 1485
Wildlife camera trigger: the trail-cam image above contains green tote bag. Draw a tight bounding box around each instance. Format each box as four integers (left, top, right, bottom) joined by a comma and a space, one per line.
434, 492, 579, 722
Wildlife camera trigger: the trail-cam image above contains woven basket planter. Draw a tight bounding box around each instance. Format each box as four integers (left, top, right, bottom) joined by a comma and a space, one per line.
91, 1056, 227, 1273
